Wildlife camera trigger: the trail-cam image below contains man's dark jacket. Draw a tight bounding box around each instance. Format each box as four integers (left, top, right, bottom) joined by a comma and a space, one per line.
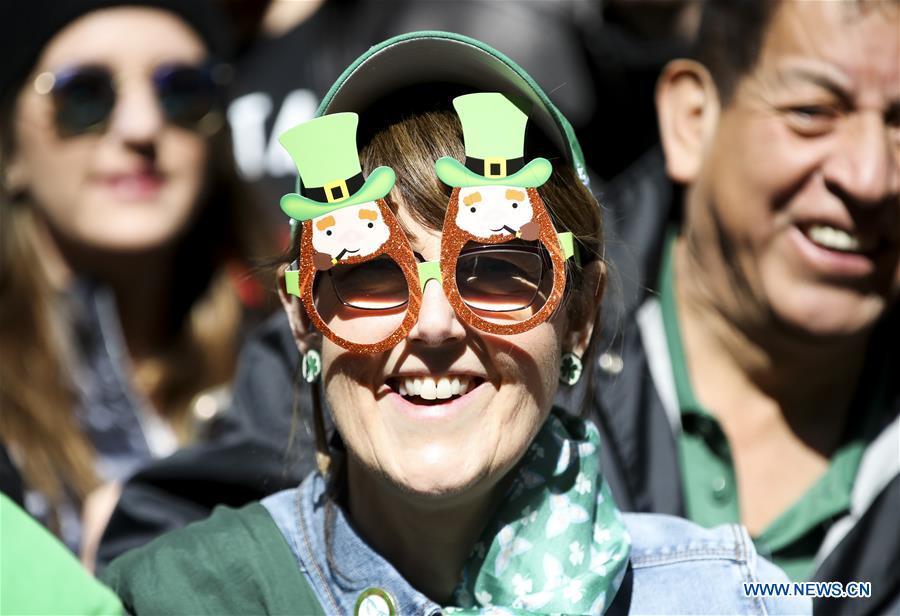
100, 149, 898, 615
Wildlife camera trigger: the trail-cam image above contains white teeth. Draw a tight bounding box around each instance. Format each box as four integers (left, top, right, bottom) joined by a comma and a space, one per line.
397, 376, 473, 400
419, 379, 437, 400
806, 224, 873, 252
436, 377, 452, 399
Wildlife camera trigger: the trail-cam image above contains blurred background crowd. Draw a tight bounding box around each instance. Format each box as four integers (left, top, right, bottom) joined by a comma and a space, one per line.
0, 1, 896, 614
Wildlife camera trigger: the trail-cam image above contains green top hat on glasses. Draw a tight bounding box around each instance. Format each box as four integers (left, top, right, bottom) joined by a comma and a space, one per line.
435, 92, 552, 189
279, 112, 396, 221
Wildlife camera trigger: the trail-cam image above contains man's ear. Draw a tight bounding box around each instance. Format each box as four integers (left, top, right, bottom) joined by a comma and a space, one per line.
656, 59, 720, 184
564, 260, 607, 359
276, 264, 320, 354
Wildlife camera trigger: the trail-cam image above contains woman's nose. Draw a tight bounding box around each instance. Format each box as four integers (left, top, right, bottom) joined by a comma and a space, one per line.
407, 279, 467, 347
107, 80, 165, 145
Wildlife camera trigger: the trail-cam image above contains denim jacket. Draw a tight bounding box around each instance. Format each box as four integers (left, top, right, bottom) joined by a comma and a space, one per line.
263, 473, 810, 615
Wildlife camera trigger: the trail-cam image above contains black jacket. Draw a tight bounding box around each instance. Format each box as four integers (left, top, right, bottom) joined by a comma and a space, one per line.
591, 148, 900, 616
96, 312, 320, 566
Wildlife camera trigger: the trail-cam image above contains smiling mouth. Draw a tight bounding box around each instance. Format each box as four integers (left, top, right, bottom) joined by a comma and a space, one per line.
99, 171, 165, 199
386, 375, 484, 405
799, 223, 882, 255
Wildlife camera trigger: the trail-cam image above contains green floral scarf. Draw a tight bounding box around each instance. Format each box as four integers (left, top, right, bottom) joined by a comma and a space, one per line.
446, 412, 631, 615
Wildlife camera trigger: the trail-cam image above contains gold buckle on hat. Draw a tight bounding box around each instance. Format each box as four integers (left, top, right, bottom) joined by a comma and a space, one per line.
324, 179, 350, 203
484, 157, 507, 178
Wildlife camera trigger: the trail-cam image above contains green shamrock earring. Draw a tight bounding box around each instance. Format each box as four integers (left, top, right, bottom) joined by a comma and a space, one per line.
302, 349, 322, 383
559, 352, 583, 386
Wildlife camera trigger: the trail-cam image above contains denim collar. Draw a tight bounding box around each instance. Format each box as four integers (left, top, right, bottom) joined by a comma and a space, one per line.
263, 474, 443, 616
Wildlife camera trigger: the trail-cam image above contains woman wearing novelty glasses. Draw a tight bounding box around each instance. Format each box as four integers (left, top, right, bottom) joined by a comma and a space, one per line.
0, 0, 268, 566
103, 33, 805, 614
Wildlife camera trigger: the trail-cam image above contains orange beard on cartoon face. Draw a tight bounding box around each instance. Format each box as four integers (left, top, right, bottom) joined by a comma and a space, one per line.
439, 187, 569, 336
297, 198, 423, 354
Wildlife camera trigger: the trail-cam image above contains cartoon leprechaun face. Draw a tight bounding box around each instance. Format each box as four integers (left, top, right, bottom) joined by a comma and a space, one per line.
310, 201, 391, 262
455, 185, 535, 239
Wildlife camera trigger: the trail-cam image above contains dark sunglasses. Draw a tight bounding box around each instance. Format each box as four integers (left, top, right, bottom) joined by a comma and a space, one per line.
32, 62, 229, 136
318, 244, 554, 314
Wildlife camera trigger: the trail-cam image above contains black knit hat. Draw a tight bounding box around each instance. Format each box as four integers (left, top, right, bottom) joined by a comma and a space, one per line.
0, 0, 232, 108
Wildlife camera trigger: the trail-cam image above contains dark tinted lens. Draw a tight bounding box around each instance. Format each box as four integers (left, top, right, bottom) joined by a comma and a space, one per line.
52, 67, 115, 134
154, 65, 216, 126
456, 248, 546, 312
312, 256, 411, 346
328, 257, 409, 310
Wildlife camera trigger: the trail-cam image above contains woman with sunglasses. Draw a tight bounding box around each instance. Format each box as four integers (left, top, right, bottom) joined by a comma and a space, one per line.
0, 0, 269, 565
102, 32, 806, 614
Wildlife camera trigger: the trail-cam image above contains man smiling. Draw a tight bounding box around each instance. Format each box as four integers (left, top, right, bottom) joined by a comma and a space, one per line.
592, 1, 899, 613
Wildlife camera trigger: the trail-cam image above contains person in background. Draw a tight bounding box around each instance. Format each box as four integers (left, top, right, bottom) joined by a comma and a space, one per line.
0, 0, 270, 568
590, 1, 899, 613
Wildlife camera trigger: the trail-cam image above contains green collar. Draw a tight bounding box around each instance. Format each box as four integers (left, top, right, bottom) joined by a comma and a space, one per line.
658, 228, 704, 416
657, 228, 890, 581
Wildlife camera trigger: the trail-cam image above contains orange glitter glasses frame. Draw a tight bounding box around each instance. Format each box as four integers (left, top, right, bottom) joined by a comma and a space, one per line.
284, 190, 577, 354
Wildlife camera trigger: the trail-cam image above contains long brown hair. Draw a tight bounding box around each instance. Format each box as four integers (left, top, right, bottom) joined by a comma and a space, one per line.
0, 88, 271, 532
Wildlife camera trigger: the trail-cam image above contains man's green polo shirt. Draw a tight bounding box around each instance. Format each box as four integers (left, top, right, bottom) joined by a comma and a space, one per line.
657, 232, 884, 582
